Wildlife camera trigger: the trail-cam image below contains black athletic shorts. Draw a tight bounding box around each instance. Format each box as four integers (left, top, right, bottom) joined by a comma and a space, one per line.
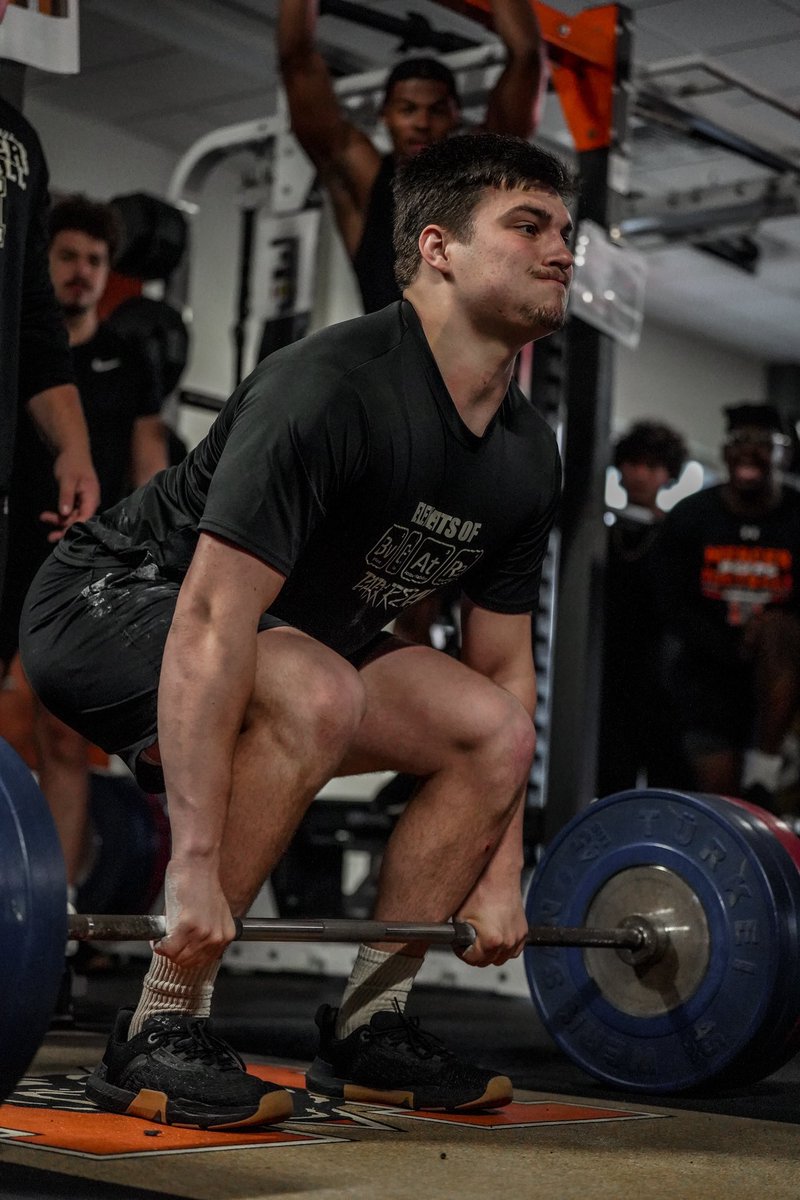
20, 532, 390, 791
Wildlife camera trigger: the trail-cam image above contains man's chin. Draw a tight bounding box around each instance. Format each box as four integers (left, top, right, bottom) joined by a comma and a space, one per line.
525, 303, 567, 332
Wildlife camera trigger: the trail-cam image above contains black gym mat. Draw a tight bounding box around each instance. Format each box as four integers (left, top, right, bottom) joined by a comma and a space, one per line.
0, 1162, 181, 1200
69, 961, 800, 1126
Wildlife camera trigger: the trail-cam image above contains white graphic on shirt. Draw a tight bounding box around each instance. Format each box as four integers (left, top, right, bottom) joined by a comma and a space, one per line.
91, 357, 121, 373
355, 500, 485, 612
0, 126, 30, 249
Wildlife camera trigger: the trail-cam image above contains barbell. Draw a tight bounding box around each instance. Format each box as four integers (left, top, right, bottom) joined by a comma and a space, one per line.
3, 734, 800, 1105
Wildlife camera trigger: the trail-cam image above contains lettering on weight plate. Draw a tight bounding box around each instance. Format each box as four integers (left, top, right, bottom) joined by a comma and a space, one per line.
569, 821, 611, 862
733, 959, 757, 974
734, 919, 759, 944
668, 805, 698, 847
722, 859, 752, 909
699, 837, 727, 872
682, 1019, 729, 1064
637, 807, 662, 838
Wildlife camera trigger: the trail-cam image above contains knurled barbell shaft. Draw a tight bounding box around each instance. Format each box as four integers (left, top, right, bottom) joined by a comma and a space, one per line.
67, 914, 650, 953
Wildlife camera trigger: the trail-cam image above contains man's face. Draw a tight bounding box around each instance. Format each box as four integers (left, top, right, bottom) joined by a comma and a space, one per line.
723, 425, 787, 495
382, 79, 460, 161
443, 186, 574, 340
49, 229, 110, 317
618, 459, 671, 510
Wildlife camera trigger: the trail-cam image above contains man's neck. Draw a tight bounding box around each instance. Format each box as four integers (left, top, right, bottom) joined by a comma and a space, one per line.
64, 307, 99, 347
406, 288, 529, 437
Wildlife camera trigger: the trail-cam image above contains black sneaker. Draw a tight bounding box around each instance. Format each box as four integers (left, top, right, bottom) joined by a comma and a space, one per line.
305, 1003, 513, 1112
85, 1009, 293, 1129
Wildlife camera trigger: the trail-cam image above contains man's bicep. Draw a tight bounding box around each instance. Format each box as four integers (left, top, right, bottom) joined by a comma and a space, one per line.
180, 532, 287, 624
460, 601, 534, 685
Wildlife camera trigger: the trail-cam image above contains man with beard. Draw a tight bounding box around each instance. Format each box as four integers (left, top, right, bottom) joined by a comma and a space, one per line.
21, 133, 574, 1128
0, 194, 168, 909
656, 403, 800, 813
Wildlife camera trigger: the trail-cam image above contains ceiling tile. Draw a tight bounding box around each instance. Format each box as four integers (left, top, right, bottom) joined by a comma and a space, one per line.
638, 0, 800, 51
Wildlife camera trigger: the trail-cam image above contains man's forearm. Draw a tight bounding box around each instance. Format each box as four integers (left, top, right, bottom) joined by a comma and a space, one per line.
26, 384, 90, 458
278, 0, 319, 63
490, 0, 543, 59
157, 612, 257, 863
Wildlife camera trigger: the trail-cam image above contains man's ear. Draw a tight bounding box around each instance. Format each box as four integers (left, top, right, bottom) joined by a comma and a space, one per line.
417, 225, 452, 276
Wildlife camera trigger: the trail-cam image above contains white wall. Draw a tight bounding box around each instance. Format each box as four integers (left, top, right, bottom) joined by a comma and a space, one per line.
613, 320, 767, 467
26, 97, 175, 199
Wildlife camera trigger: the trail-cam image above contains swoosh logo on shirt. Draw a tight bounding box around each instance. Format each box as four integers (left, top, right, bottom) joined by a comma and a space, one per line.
91, 357, 121, 373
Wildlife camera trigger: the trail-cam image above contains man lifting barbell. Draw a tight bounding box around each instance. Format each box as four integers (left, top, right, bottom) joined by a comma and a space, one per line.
20, 132, 574, 1129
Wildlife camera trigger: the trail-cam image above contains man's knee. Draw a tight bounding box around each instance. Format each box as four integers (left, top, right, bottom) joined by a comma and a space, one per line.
303, 659, 367, 749
470, 687, 536, 798
247, 647, 366, 757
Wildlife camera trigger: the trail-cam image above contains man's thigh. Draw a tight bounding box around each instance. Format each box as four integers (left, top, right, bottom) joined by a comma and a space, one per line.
340, 637, 511, 775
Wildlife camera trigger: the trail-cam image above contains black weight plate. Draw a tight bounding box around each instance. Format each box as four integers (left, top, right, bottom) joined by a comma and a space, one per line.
525, 788, 791, 1092
698, 792, 800, 1086
77, 774, 170, 916
0, 738, 67, 1101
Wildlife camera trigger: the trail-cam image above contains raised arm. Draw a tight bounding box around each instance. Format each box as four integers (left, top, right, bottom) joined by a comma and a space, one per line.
277, 0, 381, 252
483, 0, 547, 138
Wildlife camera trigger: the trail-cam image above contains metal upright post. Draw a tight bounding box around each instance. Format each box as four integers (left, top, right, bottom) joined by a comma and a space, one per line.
545, 5, 633, 838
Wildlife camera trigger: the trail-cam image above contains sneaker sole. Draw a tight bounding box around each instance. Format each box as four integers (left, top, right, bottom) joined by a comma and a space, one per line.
306, 1060, 513, 1112
86, 1072, 293, 1130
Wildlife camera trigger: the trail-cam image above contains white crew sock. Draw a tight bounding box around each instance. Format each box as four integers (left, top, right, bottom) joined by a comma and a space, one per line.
742, 749, 783, 793
128, 952, 221, 1038
335, 944, 424, 1039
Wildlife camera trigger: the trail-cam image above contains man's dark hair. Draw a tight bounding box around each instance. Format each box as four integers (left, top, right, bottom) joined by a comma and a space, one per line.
49, 193, 121, 261
724, 402, 785, 434
392, 132, 577, 289
383, 57, 460, 109
613, 420, 688, 483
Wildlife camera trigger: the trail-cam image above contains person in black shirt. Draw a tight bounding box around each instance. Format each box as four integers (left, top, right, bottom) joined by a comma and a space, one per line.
278, 0, 546, 314
0, 92, 99, 602
22, 133, 574, 1129
596, 420, 689, 798
656, 403, 800, 813
1, 194, 168, 895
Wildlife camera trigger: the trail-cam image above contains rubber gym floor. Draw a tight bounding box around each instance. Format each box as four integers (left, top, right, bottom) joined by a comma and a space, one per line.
3, 962, 799, 1200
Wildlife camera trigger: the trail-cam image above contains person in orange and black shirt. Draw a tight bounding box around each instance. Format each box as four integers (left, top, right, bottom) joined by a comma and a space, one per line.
656, 403, 800, 813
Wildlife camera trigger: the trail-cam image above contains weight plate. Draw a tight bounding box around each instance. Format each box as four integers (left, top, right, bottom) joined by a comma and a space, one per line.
77, 775, 170, 916
525, 788, 789, 1093
698, 793, 800, 1086
0, 738, 67, 1102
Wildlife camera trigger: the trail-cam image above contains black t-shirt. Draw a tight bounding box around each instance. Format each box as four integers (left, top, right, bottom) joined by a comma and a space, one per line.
0, 99, 74, 492
57, 301, 561, 659
603, 508, 665, 675
351, 154, 402, 314
655, 483, 800, 663
11, 323, 162, 519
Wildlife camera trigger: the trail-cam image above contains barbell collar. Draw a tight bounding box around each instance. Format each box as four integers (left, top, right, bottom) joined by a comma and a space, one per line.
67, 914, 656, 957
